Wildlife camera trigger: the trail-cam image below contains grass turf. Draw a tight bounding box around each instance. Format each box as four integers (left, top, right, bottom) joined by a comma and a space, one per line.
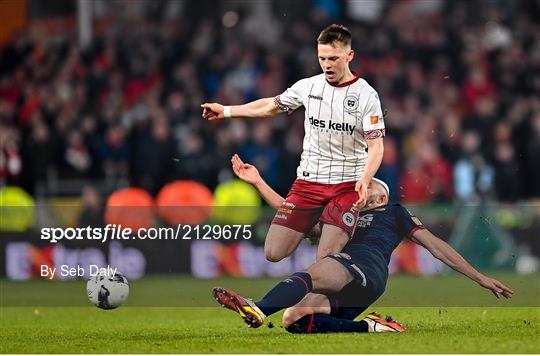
1, 273, 539, 353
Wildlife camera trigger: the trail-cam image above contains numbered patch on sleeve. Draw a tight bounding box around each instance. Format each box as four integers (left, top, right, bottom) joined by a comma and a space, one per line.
404, 206, 422, 226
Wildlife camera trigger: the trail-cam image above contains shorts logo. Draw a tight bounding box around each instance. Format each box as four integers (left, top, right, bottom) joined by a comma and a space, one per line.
282, 202, 296, 209
333, 252, 351, 260
342, 212, 356, 227
344, 96, 359, 112
350, 264, 367, 286
357, 214, 373, 228
278, 207, 293, 214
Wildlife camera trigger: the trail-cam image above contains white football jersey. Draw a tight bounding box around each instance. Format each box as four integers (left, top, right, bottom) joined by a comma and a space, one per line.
275, 73, 385, 184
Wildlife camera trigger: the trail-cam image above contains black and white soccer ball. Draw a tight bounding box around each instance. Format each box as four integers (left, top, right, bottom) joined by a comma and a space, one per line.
86, 271, 129, 309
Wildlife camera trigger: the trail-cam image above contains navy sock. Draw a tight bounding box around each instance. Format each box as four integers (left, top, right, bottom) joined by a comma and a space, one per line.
255, 272, 312, 317
286, 314, 369, 334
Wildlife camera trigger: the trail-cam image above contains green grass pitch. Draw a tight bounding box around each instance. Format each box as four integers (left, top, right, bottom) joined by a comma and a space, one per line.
1, 273, 539, 353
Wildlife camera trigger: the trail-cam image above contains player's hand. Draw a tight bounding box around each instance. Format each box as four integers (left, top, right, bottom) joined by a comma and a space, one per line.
201, 103, 224, 121
231, 154, 261, 185
354, 179, 368, 207
478, 276, 514, 299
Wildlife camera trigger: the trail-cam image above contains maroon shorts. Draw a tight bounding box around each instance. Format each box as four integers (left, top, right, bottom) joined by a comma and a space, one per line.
271, 179, 359, 235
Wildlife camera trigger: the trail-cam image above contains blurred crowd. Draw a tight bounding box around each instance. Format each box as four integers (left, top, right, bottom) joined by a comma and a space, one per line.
0, 0, 539, 204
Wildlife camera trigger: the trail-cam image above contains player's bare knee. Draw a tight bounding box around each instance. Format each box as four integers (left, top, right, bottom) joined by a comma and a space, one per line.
282, 307, 311, 329
307, 257, 351, 293
316, 225, 349, 261
282, 308, 300, 328
264, 226, 303, 262
305, 268, 324, 290
265, 252, 284, 263
264, 247, 287, 262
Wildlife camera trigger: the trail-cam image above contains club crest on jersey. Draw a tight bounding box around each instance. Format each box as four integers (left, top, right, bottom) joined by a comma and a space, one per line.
357, 214, 374, 228
342, 212, 356, 227
344, 95, 359, 112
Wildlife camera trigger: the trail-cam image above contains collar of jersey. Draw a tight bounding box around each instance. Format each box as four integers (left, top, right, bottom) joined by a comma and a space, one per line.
326, 71, 360, 87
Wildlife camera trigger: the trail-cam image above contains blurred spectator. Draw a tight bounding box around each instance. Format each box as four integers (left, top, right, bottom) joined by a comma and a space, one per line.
400, 113, 453, 203
527, 114, 540, 197
77, 185, 105, 227
493, 142, 521, 202
63, 129, 91, 178
240, 121, 281, 189
97, 124, 130, 182
0, 126, 22, 186
401, 141, 452, 203
453, 131, 494, 202
23, 119, 54, 191
133, 117, 177, 194
177, 131, 215, 187
400, 158, 432, 203
375, 135, 399, 200
491, 121, 522, 201
462, 69, 497, 115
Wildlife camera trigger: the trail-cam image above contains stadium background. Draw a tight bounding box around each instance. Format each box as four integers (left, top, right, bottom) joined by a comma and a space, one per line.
1, 1, 539, 354
0, 0, 539, 288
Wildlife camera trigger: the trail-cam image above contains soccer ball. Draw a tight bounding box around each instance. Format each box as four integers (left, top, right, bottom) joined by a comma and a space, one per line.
86, 271, 129, 309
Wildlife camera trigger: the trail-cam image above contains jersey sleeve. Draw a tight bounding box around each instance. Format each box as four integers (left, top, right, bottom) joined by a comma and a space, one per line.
361, 91, 385, 139
274, 78, 309, 113
395, 205, 425, 238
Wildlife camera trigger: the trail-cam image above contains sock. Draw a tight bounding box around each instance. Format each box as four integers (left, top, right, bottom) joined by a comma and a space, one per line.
286, 314, 369, 334
255, 272, 312, 317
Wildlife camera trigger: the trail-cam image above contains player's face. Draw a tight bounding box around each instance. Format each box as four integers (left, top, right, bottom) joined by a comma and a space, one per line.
317, 42, 354, 84
365, 181, 388, 208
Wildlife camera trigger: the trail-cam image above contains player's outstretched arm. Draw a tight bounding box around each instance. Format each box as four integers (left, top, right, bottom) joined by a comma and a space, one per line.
230, 154, 322, 240
231, 154, 285, 208
354, 137, 383, 207
201, 98, 285, 121
409, 228, 514, 299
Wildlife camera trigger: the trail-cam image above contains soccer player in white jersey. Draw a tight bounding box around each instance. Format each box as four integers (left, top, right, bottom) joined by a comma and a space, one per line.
201, 24, 385, 262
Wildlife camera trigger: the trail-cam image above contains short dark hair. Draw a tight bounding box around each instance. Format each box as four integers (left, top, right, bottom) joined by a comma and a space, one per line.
317, 24, 352, 47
